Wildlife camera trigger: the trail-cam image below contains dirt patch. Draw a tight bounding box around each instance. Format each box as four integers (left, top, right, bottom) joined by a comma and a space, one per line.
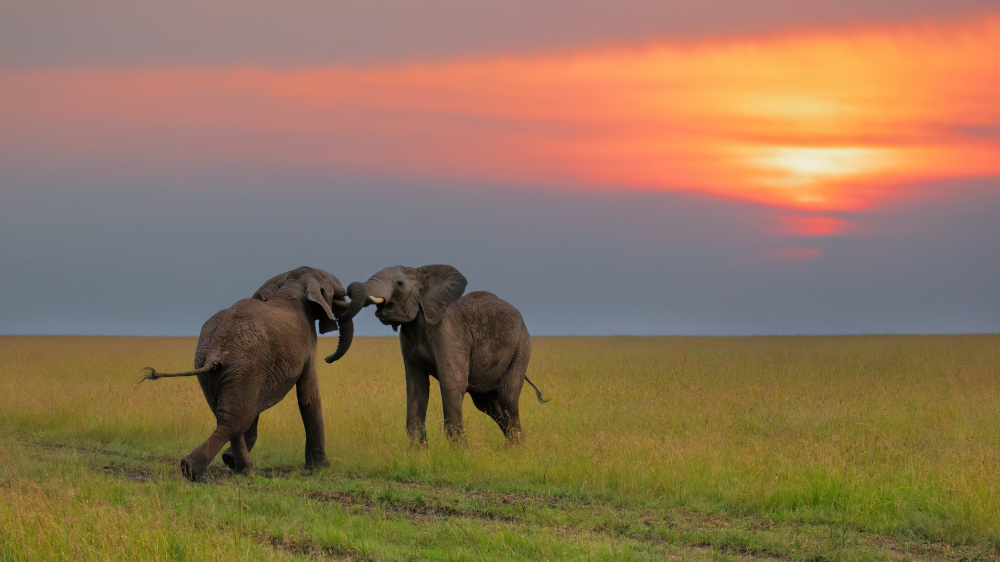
359, 479, 591, 512
33, 439, 170, 461
308, 490, 516, 522
255, 466, 297, 479
257, 532, 369, 561
711, 542, 791, 560
30, 438, 178, 473
870, 536, 1000, 562
99, 463, 155, 482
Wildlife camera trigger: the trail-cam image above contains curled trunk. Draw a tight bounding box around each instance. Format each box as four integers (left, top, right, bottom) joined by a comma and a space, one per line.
337, 281, 370, 325
324, 317, 354, 363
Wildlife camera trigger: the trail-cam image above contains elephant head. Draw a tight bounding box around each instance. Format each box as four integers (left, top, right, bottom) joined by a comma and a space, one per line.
253, 266, 355, 361
325, 265, 467, 362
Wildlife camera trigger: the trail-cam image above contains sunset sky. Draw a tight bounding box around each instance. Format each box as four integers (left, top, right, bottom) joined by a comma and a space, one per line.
2, 1, 998, 336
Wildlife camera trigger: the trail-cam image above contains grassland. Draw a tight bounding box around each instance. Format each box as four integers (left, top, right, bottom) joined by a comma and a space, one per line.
1, 335, 998, 560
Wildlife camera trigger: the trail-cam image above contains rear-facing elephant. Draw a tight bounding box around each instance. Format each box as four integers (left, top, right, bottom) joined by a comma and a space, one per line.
326, 264, 546, 445
141, 266, 354, 481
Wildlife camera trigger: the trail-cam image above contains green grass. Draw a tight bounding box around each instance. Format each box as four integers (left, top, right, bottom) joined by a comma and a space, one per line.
1, 335, 999, 560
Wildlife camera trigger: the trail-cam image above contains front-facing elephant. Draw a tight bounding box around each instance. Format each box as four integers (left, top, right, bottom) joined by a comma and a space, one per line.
326, 264, 546, 445
142, 266, 355, 481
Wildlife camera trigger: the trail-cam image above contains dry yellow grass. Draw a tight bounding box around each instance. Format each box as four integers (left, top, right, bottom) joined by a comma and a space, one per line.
1, 335, 998, 559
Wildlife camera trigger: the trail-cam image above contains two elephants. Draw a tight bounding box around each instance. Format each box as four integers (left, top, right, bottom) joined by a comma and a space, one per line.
143, 264, 544, 481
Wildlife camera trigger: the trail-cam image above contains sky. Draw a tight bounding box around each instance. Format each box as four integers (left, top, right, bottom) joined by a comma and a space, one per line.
1, 1, 999, 336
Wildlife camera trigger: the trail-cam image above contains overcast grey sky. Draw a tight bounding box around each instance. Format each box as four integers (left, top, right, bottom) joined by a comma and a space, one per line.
1, 1, 998, 336
3, 0, 998, 66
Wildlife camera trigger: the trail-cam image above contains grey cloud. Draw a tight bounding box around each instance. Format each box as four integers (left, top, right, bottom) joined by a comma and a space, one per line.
2, 0, 997, 67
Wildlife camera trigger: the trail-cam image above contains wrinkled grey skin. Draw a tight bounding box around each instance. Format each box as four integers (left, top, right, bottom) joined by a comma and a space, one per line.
328, 264, 546, 445
142, 267, 353, 482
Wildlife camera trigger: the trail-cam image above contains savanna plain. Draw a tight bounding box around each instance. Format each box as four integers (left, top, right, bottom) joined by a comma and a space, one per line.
1, 335, 998, 560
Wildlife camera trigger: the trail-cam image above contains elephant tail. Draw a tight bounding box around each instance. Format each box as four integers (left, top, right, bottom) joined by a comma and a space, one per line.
138, 360, 221, 384
524, 376, 550, 404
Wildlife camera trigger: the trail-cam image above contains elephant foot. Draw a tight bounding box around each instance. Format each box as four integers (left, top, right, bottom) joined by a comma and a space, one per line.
304, 452, 329, 469
222, 449, 235, 470
180, 456, 202, 482
503, 437, 523, 448
504, 430, 524, 447
222, 449, 253, 473
444, 429, 468, 448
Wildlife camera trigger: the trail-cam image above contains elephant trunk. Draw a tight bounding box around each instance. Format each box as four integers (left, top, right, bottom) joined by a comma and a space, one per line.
324, 317, 354, 363
343, 277, 395, 319
337, 281, 370, 324
324, 276, 393, 363
360, 275, 395, 307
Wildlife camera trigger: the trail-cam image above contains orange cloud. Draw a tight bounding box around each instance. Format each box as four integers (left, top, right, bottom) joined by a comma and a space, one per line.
2, 15, 999, 213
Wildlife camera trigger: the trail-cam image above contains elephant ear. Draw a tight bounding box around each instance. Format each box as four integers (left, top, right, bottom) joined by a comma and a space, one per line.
417, 264, 467, 326
305, 277, 339, 334
252, 272, 290, 301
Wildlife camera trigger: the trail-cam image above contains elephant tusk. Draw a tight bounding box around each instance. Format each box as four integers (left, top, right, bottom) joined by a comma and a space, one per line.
333, 299, 349, 307
369, 296, 385, 304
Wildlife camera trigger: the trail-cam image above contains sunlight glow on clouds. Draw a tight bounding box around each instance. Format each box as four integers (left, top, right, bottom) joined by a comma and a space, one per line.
2, 15, 999, 217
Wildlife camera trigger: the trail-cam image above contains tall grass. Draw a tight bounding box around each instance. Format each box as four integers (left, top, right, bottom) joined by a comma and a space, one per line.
1, 335, 998, 558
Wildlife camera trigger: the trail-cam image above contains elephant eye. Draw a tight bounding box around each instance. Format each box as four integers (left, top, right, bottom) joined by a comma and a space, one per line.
396, 280, 404, 287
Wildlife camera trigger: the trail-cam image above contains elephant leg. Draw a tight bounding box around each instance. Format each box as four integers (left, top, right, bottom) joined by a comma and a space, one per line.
183, 380, 257, 481
405, 365, 431, 446
244, 414, 261, 452
226, 433, 253, 473
181, 426, 232, 482
469, 390, 512, 439
469, 391, 496, 415
496, 395, 523, 445
496, 353, 529, 445
437, 354, 470, 444
440, 385, 467, 444
222, 414, 259, 470
296, 362, 328, 468
438, 377, 469, 444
